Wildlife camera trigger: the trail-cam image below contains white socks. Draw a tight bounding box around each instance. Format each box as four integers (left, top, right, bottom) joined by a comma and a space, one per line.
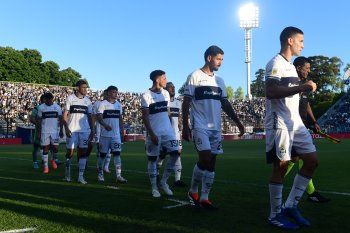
269, 183, 283, 218
284, 173, 311, 208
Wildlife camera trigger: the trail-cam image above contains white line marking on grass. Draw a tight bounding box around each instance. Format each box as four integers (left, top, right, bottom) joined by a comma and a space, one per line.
106, 185, 119, 190
163, 198, 190, 209
0, 227, 37, 233
1, 156, 350, 197
319, 191, 350, 196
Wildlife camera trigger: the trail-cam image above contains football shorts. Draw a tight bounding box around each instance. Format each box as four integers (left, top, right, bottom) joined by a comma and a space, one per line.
266, 127, 316, 163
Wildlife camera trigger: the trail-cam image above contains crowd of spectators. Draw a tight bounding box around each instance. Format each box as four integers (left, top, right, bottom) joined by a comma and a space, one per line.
222, 98, 266, 133
0, 81, 143, 135
319, 93, 350, 133
1, 81, 268, 135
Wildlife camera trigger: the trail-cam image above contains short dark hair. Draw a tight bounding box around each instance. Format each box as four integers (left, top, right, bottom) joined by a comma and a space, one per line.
166, 82, 174, 88
75, 79, 89, 87
204, 45, 224, 61
280, 26, 303, 47
44, 92, 54, 100
106, 85, 118, 92
150, 70, 165, 82
293, 56, 311, 68
39, 94, 46, 103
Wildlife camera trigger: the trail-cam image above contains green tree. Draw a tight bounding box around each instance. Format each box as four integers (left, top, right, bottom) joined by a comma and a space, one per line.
178, 82, 186, 95
42, 61, 60, 85
308, 56, 343, 104
59, 67, 82, 86
226, 86, 234, 100
0, 46, 83, 86
251, 68, 265, 97
0, 47, 31, 82
307, 56, 345, 118
234, 86, 244, 100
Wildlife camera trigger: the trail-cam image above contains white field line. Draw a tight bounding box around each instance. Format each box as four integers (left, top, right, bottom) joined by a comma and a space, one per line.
0, 227, 37, 233
1, 156, 350, 197
163, 198, 191, 209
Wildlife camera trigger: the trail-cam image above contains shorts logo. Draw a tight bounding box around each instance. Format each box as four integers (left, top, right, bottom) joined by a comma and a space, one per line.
279, 146, 286, 157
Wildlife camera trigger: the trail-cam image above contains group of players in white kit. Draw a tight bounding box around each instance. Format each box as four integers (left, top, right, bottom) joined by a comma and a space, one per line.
33, 26, 325, 230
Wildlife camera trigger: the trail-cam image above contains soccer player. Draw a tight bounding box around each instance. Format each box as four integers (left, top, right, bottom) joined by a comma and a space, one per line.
30, 94, 45, 169
265, 27, 318, 229
37, 92, 63, 173
141, 70, 180, 198
283, 56, 330, 203
96, 86, 127, 184
182, 45, 244, 209
93, 90, 111, 171
157, 82, 187, 187
63, 79, 94, 184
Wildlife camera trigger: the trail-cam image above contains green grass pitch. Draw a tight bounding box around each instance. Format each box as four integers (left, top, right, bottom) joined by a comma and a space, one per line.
0, 139, 349, 233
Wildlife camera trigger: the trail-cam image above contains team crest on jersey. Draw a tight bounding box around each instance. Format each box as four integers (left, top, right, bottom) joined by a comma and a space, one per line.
279, 146, 286, 157
272, 69, 278, 75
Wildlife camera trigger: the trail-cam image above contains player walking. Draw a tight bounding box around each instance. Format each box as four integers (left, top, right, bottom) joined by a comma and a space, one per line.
63, 80, 94, 184
37, 92, 63, 173
182, 45, 244, 209
141, 70, 180, 198
96, 86, 127, 184
265, 27, 319, 229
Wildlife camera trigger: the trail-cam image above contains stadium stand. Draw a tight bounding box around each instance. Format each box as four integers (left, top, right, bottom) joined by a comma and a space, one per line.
0, 81, 268, 136
318, 91, 350, 133
0, 81, 143, 136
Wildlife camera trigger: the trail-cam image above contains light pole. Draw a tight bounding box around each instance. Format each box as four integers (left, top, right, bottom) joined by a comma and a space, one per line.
239, 3, 259, 100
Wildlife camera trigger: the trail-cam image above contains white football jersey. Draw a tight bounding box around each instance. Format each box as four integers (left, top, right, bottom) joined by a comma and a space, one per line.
38, 103, 62, 133
65, 93, 92, 133
98, 100, 123, 138
93, 100, 102, 139
184, 69, 227, 131
169, 98, 181, 135
141, 88, 174, 136
265, 54, 304, 130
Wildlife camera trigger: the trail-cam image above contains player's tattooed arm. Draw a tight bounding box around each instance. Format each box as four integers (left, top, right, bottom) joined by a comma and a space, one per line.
265, 78, 316, 99
63, 110, 71, 137
141, 108, 158, 145
97, 114, 112, 131
181, 96, 191, 141
119, 115, 125, 139
36, 116, 42, 139
58, 115, 64, 138
221, 99, 245, 137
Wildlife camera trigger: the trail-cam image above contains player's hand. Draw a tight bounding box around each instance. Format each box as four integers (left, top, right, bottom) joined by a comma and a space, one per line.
182, 125, 192, 142
104, 125, 112, 131
89, 130, 95, 141
313, 123, 321, 133
65, 128, 72, 138
237, 122, 245, 137
305, 80, 317, 92
150, 133, 159, 145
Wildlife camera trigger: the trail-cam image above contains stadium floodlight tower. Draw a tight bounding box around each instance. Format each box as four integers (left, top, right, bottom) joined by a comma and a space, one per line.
239, 2, 259, 100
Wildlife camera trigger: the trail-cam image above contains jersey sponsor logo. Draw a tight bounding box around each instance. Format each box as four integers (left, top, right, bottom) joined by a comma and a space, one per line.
170, 107, 179, 117
194, 86, 222, 100
70, 105, 88, 114
279, 76, 300, 87
149, 101, 168, 114
42, 111, 59, 119
279, 145, 286, 157
103, 109, 120, 119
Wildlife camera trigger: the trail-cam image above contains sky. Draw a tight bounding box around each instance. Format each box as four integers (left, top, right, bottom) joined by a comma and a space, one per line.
1, 0, 349, 94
